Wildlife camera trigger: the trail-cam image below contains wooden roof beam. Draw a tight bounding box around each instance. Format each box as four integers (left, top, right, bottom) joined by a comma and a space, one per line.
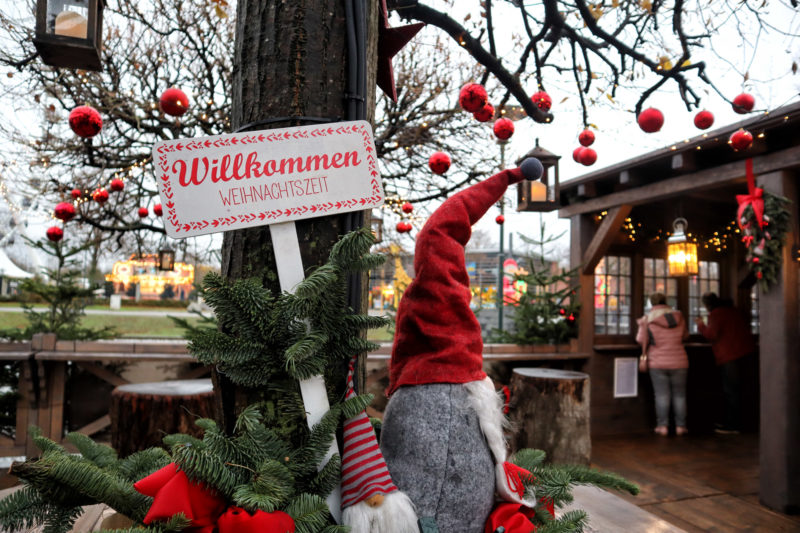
581, 205, 633, 275
558, 145, 800, 218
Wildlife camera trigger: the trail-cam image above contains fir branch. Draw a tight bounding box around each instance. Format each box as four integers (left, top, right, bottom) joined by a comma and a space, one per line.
536, 509, 588, 533
285, 493, 333, 533
66, 432, 119, 470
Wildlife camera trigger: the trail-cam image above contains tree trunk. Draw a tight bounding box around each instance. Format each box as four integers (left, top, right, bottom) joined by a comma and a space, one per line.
508, 368, 591, 465
110, 380, 215, 457
216, 0, 378, 432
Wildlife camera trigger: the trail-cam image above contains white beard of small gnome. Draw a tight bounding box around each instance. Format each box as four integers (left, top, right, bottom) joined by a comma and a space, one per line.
379, 167, 537, 532
341, 357, 419, 533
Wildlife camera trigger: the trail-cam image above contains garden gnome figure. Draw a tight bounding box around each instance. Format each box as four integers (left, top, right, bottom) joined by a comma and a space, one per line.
380, 163, 541, 532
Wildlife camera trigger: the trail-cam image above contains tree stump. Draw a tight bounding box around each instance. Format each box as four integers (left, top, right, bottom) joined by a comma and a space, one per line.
508, 368, 591, 465
110, 379, 214, 457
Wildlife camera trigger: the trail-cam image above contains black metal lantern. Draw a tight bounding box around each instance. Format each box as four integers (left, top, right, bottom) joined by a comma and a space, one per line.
33, 0, 105, 71
515, 139, 561, 212
370, 214, 384, 244
157, 248, 175, 272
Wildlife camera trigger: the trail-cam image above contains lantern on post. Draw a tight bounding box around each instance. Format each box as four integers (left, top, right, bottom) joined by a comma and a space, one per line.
33, 0, 105, 71
667, 218, 698, 277
157, 247, 175, 272
515, 139, 561, 212
370, 214, 384, 244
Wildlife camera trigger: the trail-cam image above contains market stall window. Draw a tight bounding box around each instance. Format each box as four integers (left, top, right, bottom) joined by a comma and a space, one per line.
688, 260, 721, 333
594, 256, 632, 335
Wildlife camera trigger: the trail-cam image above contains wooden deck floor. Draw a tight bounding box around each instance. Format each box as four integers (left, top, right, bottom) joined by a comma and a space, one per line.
591, 432, 800, 533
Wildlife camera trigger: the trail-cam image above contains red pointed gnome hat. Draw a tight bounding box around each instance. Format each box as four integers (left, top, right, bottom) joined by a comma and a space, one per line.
341, 357, 399, 508
388, 167, 525, 395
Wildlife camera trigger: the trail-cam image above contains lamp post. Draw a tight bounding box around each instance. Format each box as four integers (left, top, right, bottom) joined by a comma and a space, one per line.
497, 139, 507, 332
33, 0, 105, 71
516, 139, 561, 212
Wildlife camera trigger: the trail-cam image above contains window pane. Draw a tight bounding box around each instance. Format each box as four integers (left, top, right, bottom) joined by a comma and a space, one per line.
644, 258, 654, 277
594, 255, 632, 336
621, 257, 631, 275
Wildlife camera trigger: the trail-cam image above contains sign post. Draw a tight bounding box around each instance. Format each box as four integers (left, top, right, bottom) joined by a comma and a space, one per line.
153, 120, 384, 522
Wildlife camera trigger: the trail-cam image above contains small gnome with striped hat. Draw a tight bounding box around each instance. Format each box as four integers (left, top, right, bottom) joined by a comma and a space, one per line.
379, 160, 544, 532
341, 356, 418, 532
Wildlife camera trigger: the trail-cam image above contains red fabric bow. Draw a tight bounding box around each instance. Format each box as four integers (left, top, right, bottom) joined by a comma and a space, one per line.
485, 503, 536, 533
217, 506, 295, 533
503, 462, 535, 499
134, 463, 226, 532
736, 159, 766, 230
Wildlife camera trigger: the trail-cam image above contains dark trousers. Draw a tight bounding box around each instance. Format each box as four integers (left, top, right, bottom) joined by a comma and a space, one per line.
719, 356, 745, 430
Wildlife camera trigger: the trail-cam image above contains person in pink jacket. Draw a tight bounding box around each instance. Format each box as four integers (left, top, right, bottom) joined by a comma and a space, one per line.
636, 293, 690, 436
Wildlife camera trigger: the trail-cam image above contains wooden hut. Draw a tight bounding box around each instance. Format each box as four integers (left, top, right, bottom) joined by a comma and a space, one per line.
557, 101, 800, 514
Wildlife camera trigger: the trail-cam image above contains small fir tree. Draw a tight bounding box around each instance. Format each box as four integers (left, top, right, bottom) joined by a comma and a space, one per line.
160, 284, 176, 300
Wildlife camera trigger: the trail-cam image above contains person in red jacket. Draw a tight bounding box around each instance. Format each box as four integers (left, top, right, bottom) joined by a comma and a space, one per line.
636, 293, 690, 436
695, 292, 756, 433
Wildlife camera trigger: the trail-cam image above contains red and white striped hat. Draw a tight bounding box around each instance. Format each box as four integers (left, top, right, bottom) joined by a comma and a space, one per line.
340, 357, 399, 509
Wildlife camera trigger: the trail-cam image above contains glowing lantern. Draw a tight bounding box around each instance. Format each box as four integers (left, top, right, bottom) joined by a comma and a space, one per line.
667, 218, 698, 277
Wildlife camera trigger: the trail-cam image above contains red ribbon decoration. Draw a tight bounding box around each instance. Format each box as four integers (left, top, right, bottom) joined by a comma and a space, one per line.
217, 506, 295, 533
134, 463, 228, 533
736, 159, 766, 230
503, 462, 536, 499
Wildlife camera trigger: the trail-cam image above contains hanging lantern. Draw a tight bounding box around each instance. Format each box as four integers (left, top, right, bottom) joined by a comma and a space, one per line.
667, 218, 698, 277
33, 0, 106, 71
157, 248, 175, 272
370, 214, 384, 243
515, 139, 561, 212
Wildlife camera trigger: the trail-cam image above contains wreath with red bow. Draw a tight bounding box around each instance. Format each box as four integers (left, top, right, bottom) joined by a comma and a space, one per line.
737, 159, 791, 290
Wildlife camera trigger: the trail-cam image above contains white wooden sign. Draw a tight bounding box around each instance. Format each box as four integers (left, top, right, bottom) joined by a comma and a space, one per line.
153, 120, 384, 238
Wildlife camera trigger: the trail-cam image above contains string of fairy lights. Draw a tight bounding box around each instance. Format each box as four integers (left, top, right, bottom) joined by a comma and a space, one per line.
595, 211, 740, 252
61, 157, 153, 214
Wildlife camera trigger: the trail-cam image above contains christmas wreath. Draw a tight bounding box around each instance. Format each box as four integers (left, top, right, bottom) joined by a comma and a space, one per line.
737, 159, 792, 290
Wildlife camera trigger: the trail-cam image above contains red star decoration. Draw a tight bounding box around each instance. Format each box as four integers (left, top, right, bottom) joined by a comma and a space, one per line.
378, 0, 425, 101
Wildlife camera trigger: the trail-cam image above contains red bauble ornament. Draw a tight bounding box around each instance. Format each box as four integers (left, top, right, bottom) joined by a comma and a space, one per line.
495, 215, 505, 225
752, 257, 760, 263
572, 147, 586, 162
732, 93, 755, 114
493, 118, 514, 140
559, 308, 566, 315
46, 226, 63, 242
459, 83, 488, 113
153, 203, 163, 216
110, 178, 125, 192
530, 90, 552, 111
401, 202, 413, 214
70, 188, 82, 200
694, 110, 714, 130
159, 88, 190, 117
580, 147, 598, 166
473, 103, 495, 122
729, 129, 753, 151
578, 129, 595, 147
92, 188, 109, 204
637, 107, 664, 133
54, 202, 76, 222
396, 221, 412, 233
68, 105, 102, 138
138, 207, 149, 218
428, 152, 451, 175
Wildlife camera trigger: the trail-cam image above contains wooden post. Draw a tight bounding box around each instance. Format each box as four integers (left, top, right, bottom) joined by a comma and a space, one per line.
756, 170, 800, 513
508, 368, 591, 465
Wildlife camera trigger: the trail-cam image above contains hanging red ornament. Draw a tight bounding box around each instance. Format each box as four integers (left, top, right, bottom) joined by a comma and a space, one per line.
530, 90, 552, 111
396, 221, 411, 233
92, 188, 109, 204
559, 308, 566, 315
46, 226, 64, 242
493, 117, 514, 140
637, 107, 664, 133
693, 110, 714, 130
578, 129, 595, 147
68, 105, 102, 138
729, 129, 753, 151
428, 151, 451, 175
401, 202, 413, 214
458, 83, 488, 113
580, 147, 598, 166
159, 88, 190, 117
54, 202, 76, 222
568, 313, 575, 322
572, 147, 586, 163
153, 203, 163, 216
732, 93, 755, 114
495, 215, 505, 225
138, 206, 149, 218
110, 178, 124, 192
473, 103, 495, 122
70, 188, 82, 200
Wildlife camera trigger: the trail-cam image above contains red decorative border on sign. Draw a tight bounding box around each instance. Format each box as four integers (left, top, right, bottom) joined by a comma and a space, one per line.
156, 123, 382, 233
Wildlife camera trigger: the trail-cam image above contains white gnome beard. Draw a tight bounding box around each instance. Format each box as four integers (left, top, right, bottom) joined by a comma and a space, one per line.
464, 377, 537, 508
342, 490, 419, 533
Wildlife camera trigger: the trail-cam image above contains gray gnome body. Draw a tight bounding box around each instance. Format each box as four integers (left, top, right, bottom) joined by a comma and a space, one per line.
381, 383, 495, 533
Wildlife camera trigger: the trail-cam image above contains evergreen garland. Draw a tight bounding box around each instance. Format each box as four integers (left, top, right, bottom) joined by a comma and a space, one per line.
739, 191, 792, 291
